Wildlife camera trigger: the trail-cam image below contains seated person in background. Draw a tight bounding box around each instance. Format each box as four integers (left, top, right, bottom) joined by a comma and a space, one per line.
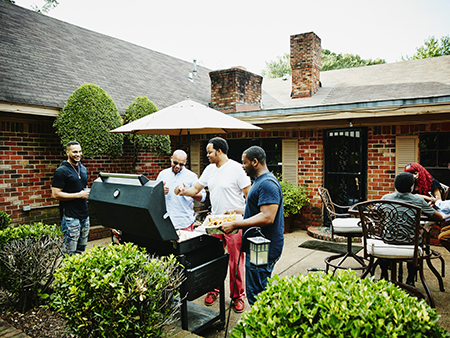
381, 172, 443, 285
404, 162, 443, 204
438, 224, 450, 253
404, 162, 450, 217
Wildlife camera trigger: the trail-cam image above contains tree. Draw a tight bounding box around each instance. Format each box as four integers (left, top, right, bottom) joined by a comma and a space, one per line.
5, 0, 59, 14
321, 49, 385, 71
260, 50, 386, 78
402, 35, 450, 60
53, 83, 124, 159
123, 97, 171, 171
261, 54, 291, 79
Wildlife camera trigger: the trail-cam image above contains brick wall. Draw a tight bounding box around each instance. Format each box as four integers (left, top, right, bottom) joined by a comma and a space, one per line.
2, 116, 449, 238
209, 68, 262, 113
290, 32, 322, 99
367, 126, 396, 200
296, 129, 323, 229
0, 118, 169, 226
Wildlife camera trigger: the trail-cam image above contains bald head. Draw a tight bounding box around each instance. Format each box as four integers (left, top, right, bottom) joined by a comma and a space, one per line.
173, 149, 187, 159
171, 149, 187, 173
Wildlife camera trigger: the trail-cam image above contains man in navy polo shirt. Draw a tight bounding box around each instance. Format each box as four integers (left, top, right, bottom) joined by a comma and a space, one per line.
52, 141, 90, 256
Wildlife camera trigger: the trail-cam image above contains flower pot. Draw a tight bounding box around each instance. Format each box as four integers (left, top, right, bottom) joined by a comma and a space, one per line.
284, 215, 293, 234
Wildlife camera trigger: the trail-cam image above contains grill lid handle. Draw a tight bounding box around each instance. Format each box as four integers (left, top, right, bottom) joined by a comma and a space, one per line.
98, 172, 149, 186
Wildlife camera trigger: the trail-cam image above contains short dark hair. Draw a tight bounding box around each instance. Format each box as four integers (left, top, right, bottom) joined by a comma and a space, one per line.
243, 146, 266, 164
394, 172, 415, 193
208, 137, 228, 155
66, 141, 80, 149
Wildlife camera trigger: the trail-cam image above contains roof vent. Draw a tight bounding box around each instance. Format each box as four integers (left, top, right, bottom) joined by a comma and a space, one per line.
193, 59, 197, 76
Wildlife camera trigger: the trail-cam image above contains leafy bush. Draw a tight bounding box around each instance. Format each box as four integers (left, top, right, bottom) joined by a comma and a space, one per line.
0, 210, 11, 230
277, 176, 310, 216
53, 83, 124, 159
51, 243, 184, 338
0, 223, 63, 312
123, 96, 171, 170
231, 270, 450, 338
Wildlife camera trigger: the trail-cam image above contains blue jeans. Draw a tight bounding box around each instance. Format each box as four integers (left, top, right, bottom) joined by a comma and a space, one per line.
245, 253, 279, 306
61, 215, 90, 256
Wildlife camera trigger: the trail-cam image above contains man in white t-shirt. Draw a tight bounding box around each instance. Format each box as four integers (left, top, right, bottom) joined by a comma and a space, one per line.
175, 137, 251, 313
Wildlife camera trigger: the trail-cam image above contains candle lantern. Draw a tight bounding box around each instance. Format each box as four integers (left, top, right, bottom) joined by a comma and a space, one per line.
248, 236, 271, 267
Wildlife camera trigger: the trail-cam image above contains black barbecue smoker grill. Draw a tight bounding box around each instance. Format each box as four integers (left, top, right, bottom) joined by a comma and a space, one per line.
88, 172, 229, 333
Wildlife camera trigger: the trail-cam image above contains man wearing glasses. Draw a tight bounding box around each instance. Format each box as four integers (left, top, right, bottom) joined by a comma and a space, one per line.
156, 149, 206, 231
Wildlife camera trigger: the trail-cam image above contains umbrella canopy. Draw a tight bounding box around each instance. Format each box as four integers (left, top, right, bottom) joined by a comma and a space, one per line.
110, 99, 262, 135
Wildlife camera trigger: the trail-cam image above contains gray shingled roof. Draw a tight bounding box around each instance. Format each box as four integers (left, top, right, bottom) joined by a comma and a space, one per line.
261, 55, 450, 111
0, 2, 211, 113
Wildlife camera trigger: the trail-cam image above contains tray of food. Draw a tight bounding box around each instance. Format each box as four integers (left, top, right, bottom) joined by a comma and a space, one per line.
195, 213, 242, 235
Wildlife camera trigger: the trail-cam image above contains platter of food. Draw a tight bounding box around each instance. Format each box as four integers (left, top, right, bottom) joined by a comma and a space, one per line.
195, 213, 242, 235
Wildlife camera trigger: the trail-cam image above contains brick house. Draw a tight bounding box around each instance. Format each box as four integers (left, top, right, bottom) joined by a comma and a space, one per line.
2, 2, 450, 236
202, 32, 450, 230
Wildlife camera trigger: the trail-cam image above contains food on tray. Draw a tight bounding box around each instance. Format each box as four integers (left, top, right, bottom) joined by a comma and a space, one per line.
206, 213, 236, 227
176, 230, 202, 242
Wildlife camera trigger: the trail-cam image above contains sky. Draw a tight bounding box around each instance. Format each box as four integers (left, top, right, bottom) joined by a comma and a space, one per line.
14, 0, 450, 75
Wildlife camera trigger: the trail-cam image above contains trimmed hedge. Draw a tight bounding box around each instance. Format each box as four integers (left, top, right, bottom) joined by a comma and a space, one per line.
51, 243, 184, 338
53, 83, 124, 159
232, 270, 450, 337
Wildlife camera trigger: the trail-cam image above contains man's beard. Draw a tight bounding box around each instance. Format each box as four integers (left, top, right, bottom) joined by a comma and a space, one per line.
69, 155, 80, 165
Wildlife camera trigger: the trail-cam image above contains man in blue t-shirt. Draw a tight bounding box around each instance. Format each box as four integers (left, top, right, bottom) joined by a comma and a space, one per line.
51, 141, 90, 256
220, 145, 284, 305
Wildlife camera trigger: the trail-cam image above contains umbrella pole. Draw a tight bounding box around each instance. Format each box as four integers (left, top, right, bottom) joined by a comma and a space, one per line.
187, 129, 191, 170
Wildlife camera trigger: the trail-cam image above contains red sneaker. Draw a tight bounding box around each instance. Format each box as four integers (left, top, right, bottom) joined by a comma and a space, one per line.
204, 292, 218, 306
233, 298, 245, 313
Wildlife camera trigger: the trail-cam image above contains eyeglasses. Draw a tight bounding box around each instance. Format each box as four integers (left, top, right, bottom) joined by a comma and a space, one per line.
172, 160, 186, 167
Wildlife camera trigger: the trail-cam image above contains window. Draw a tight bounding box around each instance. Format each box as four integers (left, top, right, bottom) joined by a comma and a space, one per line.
202, 138, 284, 175
419, 132, 450, 186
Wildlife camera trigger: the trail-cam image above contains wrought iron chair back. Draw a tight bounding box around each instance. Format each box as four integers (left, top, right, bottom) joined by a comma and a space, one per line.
356, 200, 422, 266
318, 187, 367, 274
318, 187, 354, 237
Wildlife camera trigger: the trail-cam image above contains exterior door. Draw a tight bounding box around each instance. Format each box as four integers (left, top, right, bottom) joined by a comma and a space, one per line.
324, 128, 367, 209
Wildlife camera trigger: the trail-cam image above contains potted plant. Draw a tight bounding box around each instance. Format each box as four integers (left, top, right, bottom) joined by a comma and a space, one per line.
277, 176, 310, 232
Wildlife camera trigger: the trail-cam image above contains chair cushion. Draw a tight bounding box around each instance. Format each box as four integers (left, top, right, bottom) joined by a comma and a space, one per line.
332, 218, 362, 235
366, 238, 422, 259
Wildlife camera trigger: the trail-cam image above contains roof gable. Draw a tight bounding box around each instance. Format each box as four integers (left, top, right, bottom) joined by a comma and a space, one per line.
0, 2, 211, 113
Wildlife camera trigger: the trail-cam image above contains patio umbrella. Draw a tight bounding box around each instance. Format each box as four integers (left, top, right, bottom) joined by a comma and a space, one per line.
110, 98, 262, 164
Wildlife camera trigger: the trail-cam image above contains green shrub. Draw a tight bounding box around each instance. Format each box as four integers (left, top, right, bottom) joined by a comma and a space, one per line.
51, 242, 184, 338
123, 96, 171, 170
0, 210, 11, 230
0, 222, 63, 312
53, 83, 124, 159
231, 270, 450, 338
276, 176, 310, 217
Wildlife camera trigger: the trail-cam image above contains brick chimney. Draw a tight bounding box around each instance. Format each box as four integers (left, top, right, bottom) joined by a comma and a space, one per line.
290, 32, 321, 99
209, 67, 262, 113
